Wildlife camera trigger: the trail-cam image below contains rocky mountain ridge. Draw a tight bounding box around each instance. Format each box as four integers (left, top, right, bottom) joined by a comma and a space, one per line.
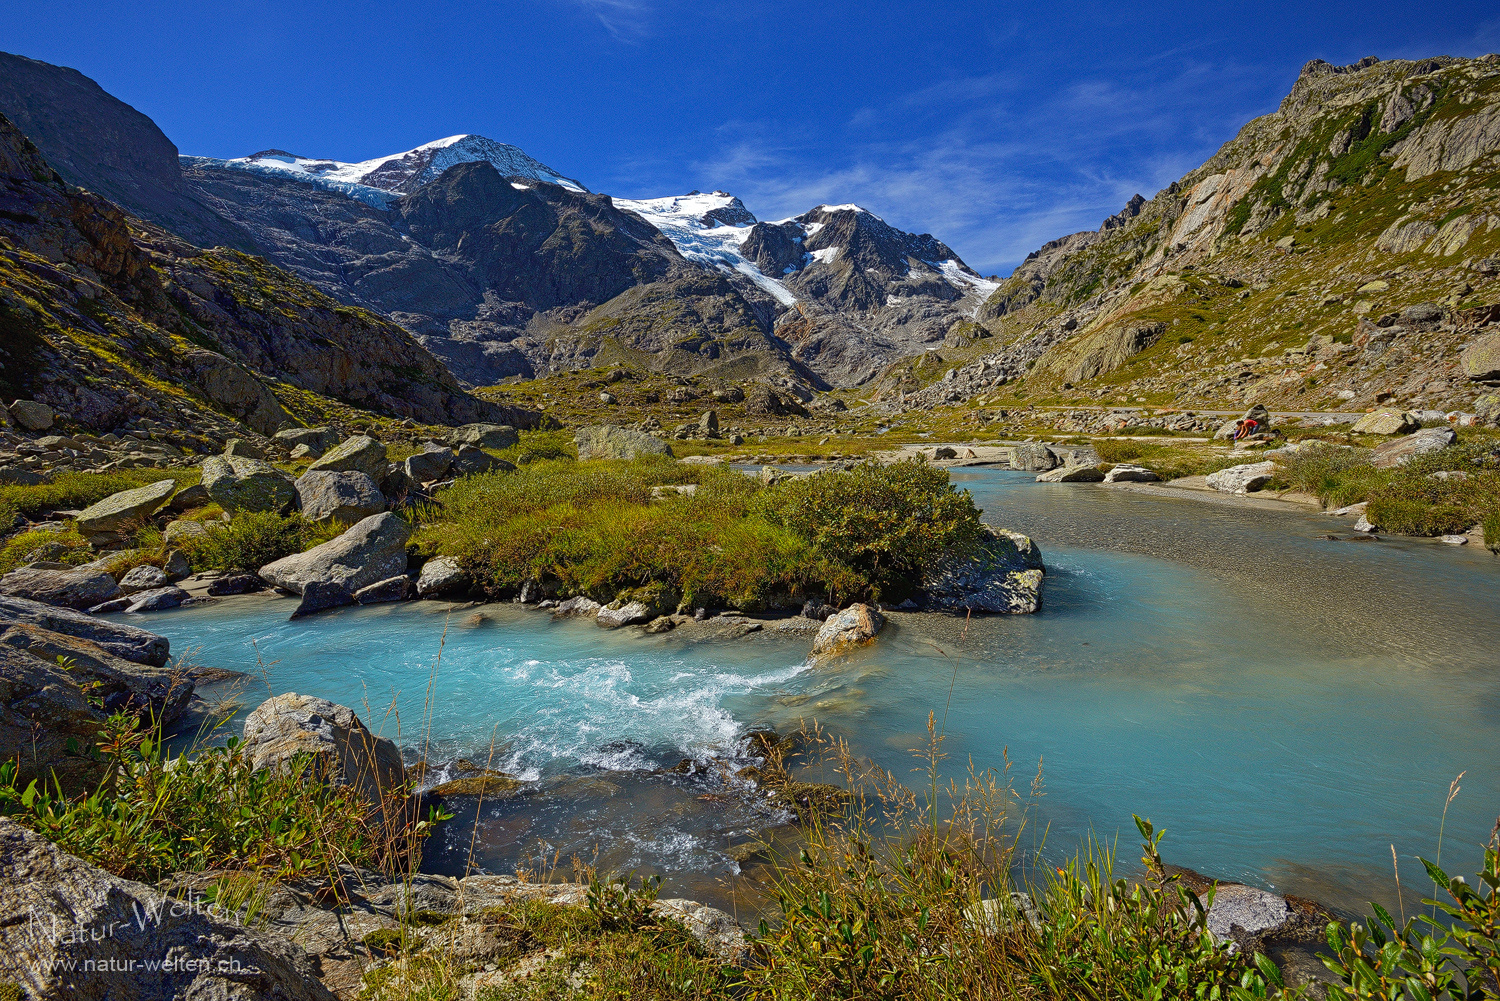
0, 111, 533, 439
896, 53, 1500, 415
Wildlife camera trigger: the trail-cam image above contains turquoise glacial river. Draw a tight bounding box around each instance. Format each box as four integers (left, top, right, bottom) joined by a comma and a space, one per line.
134, 469, 1500, 915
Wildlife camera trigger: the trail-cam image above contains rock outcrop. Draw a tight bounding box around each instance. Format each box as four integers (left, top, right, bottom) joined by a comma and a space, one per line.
0, 565, 123, 610
0, 817, 336, 1001
0, 594, 170, 665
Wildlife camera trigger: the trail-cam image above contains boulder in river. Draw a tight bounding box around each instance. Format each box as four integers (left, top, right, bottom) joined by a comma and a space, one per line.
0, 818, 336, 1001
242, 693, 406, 818
124, 585, 190, 613
0, 565, 122, 610
1205, 461, 1277, 494
1036, 464, 1105, 482
416, 556, 469, 597
1351, 410, 1421, 435
354, 575, 415, 604
259, 511, 409, 596
201, 454, 297, 513
554, 595, 602, 618
1103, 464, 1160, 483
811, 603, 885, 658
597, 601, 653, 628
307, 434, 388, 478
574, 424, 673, 460
291, 580, 354, 618
73, 478, 177, 536
924, 527, 1046, 614
1371, 425, 1457, 468
294, 469, 387, 525
0, 594, 169, 665
1006, 443, 1057, 472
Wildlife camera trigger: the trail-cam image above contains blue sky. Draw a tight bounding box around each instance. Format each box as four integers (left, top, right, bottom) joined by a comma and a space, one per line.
4, 1, 1498, 275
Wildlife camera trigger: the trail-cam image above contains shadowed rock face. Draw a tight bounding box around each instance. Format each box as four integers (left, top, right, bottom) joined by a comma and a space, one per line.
0, 50, 258, 252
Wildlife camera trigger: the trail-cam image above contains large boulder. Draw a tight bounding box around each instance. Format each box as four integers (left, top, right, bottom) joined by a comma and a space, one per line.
924, 527, 1046, 614
273, 425, 338, 457
241, 694, 406, 817
1460, 330, 1500, 381
445, 423, 518, 450
118, 564, 169, 593
0, 566, 122, 610
574, 424, 673, 460
7, 399, 53, 430
259, 512, 410, 596
453, 444, 513, 476
73, 478, 177, 536
415, 556, 469, 598
201, 454, 297, 513
0, 818, 335, 1001
1371, 425, 1457, 468
811, 604, 885, 658
404, 444, 455, 483
1205, 461, 1277, 494
1351, 410, 1421, 435
0, 622, 191, 791
1215, 404, 1273, 439
0, 594, 169, 665
597, 601, 652, 628
123, 585, 190, 613
294, 469, 387, 525
1006, 443, 1057, 472
307, 434, 387, 478
182, 347, 292, 436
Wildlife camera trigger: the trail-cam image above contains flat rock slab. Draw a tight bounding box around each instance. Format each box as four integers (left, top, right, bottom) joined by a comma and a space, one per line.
574, 424, 673, 460
74, 478, 177, 534
1351, 409, 1420, 435
0, 566, 122, 610
0, 594, 169, 665
1205, 461, 1277, 495
1372, 425, 1456, 468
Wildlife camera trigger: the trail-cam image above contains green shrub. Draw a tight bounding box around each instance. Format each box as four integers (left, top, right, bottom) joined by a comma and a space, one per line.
1094, 440, 1145, 463
0, 526, 92, 574
185, 511, 308, 572
756, 460, 983, 601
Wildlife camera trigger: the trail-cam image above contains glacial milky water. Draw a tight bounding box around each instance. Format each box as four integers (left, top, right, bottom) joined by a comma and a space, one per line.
136, 469, 1500, 916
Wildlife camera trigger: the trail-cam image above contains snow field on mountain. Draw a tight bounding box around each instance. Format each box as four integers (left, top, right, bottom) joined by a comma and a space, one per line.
616, 193, 799, 306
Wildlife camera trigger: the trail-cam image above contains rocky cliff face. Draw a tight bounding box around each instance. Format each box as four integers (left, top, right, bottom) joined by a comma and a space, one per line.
0, 113, 532, 434
902, 54, 1500, 414
0, 50, 258, 253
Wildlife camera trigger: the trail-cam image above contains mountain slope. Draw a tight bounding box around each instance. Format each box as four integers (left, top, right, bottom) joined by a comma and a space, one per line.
0, 113, 533, 436
904, 54, 1500, 415
0, 51, 258, 253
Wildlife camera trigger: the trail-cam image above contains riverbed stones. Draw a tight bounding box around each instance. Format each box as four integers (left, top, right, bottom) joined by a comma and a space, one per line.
201, 454, 297, 512
259, 511, 410, 596
242, 694, 406, 817
1036, 463, 1105, 482
307, 434, 387, 478
446, 423, 519, 450
0, 594, 169, 665
0, 818, 337, 1001
924, 527, 1046, 614
118, 564, 169, 593
1205, 461, 1277, 494
404, 444, 455, 483
416, 556, 468, 597
0, 565, 122, 609
1371, 425, 1457, 468
1351, 410, 1421, 435
294, 469, 387, 525
1104, 464, 1160, 483
597, 601, 652, 628
811, 603, 885, 657
574, 424, 674, 460
124, 585, 190, 613
73, 478, 177, 537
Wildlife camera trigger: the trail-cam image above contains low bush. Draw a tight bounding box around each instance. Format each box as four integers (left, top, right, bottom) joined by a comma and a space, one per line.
183, 510, 310, 572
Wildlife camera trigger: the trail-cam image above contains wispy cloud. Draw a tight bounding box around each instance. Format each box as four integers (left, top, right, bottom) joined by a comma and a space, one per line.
680, 56, 1282, 276
568, 0, 653, 42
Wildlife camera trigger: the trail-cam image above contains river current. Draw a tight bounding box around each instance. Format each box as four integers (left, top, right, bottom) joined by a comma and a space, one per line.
135, 469, 1500, 917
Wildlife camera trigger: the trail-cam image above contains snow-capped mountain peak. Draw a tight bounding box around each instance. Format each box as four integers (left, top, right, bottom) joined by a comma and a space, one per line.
184, 135, 587, 205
